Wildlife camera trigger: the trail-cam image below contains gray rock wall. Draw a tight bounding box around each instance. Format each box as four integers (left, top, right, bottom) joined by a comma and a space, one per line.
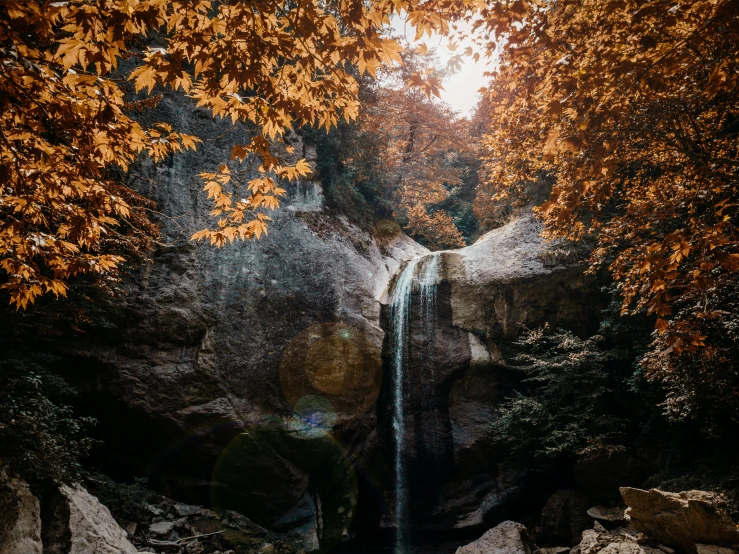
0, 464, 43, 554
0, 465, 137, 554
59, 91, 426, 548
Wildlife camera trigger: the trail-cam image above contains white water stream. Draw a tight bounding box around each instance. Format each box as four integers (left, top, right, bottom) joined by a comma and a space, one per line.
389, 253, 440, 554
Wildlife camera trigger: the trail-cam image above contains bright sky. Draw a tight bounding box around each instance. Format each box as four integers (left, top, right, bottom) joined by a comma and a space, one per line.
389, 16, 498, 118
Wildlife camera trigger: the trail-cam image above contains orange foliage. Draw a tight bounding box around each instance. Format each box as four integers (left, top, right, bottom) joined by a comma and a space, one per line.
352, 47, 471, 249
0, 0, 544, 308
476, 0, 739, 354
405, 205, 465, 250
0, 2, 200, 308
0, 0, 413, 308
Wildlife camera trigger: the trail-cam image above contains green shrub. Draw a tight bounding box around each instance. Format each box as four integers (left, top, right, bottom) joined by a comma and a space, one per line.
0, 350, 96, 486
491, 326, 631, 468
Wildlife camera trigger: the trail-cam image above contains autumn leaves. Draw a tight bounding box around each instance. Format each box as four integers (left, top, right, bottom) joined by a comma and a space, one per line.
1, 2, 203, 308
0, 0, 398, 307
476, 0, 739, 357
1, 0, 485, 310
2, 0, 738, 399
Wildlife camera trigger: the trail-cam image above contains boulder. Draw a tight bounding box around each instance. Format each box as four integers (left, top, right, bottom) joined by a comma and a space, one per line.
141, 494, 308, 553
173, 502, 209, 517
695, 546, 739, 554
429, 464, 525, 531
121, 521, 138, 538
575, 525, 662, 554
219, 510, 269, 536
272, 492, 320, 551
598, 543, 657, 554
541, 490, 592, 545
455, 520, 533, 554
0, 466, 140, 554
45, 484, 138, 554
620, 488, 739, 553
0, 464, 42, 554
446, 215, 604, 339
587, 506, 626, 527
149, 520, 176, 538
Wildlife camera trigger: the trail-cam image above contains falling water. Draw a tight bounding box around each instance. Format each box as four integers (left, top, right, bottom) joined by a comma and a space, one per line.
419, 253, 440, 326
389, 257, 418, 554
389, 253, 440, 554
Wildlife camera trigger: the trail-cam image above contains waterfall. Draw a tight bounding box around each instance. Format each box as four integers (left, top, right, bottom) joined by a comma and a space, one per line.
389, 253, 440, 554
419, 253, 439, 331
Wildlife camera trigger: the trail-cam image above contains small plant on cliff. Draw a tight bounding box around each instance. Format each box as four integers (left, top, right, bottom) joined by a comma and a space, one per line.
0, 350, 96, 486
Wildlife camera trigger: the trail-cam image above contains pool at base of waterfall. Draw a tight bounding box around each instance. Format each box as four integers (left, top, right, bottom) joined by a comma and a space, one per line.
334, 540, 464, 553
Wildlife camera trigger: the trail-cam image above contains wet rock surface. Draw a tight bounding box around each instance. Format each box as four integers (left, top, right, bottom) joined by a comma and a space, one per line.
376, 216, 606, 533
587, 507, 626, 528
541, 490, 591, 545
56, 92, 425, 545
575, 453, 641, 503
58, 484, 139, 554
0, 466, 139, 554
573, 524, 660, 554
444, 482, 739, 554
61, 210, 605, 542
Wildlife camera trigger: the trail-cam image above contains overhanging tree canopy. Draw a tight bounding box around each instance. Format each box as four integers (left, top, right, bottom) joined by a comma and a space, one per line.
0, 0, 478, 308
476, 0, 739, 354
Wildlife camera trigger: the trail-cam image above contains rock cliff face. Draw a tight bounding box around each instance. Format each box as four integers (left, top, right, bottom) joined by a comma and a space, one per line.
0, 464, 42, 554
375, 216, 606, 537
59, 91, 605, 549
60, 91, 426, 550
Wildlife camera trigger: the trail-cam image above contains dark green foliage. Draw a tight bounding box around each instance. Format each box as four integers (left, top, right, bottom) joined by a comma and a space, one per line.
491, 286, 661, 473
447, 202, 478, 243
84, 472, 155, 524
491, 326, 630, 467
492, 285, 739, 511
303, 119, 387, 228
434, 158, 481, 243
0, 350, 96, 486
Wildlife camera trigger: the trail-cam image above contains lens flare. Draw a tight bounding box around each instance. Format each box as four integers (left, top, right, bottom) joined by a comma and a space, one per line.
280, 322, 382, 424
